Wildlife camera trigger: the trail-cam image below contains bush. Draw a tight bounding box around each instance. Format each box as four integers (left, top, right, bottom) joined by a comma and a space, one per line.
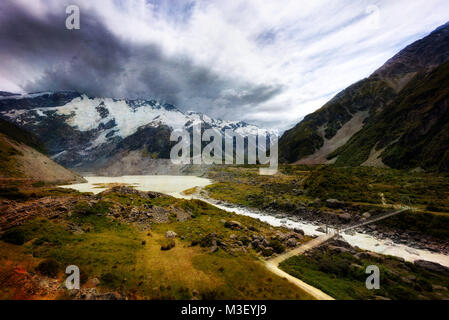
32, 181, 45, 187
36, 258, 60, 278
1, 229, 25, 245
73, 201, 94, 215
261, 248, 274, 257
100, 272, 120, 286
199, 234, 216, 248
73, 201, 111, 216
269, 239, 285, 254
0, 187, 27, 200
161, 239, 175, 251
239, 236, 251, 246
32, 237, 49, 246
199, 289, 221, 300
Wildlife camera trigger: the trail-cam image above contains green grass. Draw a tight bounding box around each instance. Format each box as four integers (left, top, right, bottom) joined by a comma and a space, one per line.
0, 190, 314, 300
6, 217, 145, 294
280, 248, 449, 300
206, 165, 449, 239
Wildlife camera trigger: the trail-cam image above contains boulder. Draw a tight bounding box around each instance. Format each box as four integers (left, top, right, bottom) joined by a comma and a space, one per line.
414, 260, 449, 275
224, 220, 242, 230
355, 251, 383, 261
362, 212, 371, 219
332, 239, 351, 249
251, 239, 261, 249
85, 277, 100, 288
165, 231, 177, 239
338, 213, 352, 223
316, 227, 326, 233
328, 245, 351, 254
432, 284, 448, 291
200, 233, 217, 248
286, 238, 297, 248
326, 199, 344, 209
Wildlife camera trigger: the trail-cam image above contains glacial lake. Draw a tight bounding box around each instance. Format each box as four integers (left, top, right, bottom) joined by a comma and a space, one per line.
60, 175, 449, 267
60, 175, 213, 198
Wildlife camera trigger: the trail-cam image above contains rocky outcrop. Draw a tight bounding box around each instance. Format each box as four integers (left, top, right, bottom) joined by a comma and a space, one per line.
414, 260, 449, 275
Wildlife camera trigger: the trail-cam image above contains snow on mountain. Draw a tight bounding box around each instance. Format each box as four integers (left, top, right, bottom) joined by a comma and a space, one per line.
2, 93, 273, 138
0, 92, 276, 170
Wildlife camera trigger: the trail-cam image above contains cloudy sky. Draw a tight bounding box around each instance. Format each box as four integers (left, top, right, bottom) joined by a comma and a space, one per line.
0, 0, 448, 131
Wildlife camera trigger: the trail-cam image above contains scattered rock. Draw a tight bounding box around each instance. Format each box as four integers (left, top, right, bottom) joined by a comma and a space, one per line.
432, 284, 448, 291
328, 245, 351, 254
362, 212, 371, 219
199, 233, 217, 248
85, 277, 100, 288
326, 199, 344, 209
355, 252, 383, 261
165, 231, 177, 239
414, 260, 449, 275
286, 238, 297, 248
338, 213, 352, 223
251, 239, 261, 249
316, 227, 326, 233
224, 220, 242, 230
374, 296, 391, 301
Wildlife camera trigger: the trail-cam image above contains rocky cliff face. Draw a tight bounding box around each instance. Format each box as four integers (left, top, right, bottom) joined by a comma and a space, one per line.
0, 92, 274, 174
279, 21, 449, 171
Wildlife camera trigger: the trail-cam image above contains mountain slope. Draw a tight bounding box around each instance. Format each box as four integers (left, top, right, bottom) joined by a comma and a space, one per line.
0, 118, 83, 182
279, 22, 449, 171
0, 93, 274, 173
329, 60, 449, 171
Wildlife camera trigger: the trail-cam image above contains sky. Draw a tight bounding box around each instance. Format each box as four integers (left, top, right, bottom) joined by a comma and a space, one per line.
0, 0, 448, 131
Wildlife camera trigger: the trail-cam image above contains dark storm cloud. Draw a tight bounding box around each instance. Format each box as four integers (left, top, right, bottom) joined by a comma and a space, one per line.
0, 0, 282, 117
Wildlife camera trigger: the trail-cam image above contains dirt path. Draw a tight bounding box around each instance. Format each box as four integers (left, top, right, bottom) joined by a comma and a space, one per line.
264, 208, 409, 300
265, 233, 336, 300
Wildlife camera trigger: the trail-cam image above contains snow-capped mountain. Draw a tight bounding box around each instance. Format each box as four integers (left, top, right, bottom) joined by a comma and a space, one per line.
0, 91, 275, 172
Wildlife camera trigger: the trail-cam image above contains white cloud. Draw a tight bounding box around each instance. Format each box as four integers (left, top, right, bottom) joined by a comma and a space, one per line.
1, 0, 449, 131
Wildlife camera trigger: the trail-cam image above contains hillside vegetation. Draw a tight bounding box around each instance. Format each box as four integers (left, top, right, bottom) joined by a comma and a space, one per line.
0, 118, 83, 182
279, 22, 449, 172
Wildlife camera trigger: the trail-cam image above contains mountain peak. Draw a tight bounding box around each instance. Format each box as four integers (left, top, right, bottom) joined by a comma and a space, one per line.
372, 21, 449, 79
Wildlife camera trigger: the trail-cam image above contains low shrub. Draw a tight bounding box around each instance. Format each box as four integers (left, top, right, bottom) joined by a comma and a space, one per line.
269, 239, 285, 254
161, 239, 176, 251
100, 272, 120, 286
1, 229, 25, 245
36, 258, 60, 277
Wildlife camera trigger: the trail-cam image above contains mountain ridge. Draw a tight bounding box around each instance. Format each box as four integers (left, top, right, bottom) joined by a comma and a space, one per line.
279, 21, 449, 171
0, 92, 274, 173
0, 118, 83, 182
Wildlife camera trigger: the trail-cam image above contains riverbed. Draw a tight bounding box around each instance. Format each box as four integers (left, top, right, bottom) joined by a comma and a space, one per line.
60, 175, 449, 267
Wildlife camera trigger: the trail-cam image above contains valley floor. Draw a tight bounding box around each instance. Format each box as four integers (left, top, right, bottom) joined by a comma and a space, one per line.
0, 181, 313, 300
2, 164, 449, 300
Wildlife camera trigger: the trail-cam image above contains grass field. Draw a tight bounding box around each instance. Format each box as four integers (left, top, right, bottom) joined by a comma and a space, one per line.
205, 165, 449, 239
279, 245, 449, 300
0, 187, 313, 300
